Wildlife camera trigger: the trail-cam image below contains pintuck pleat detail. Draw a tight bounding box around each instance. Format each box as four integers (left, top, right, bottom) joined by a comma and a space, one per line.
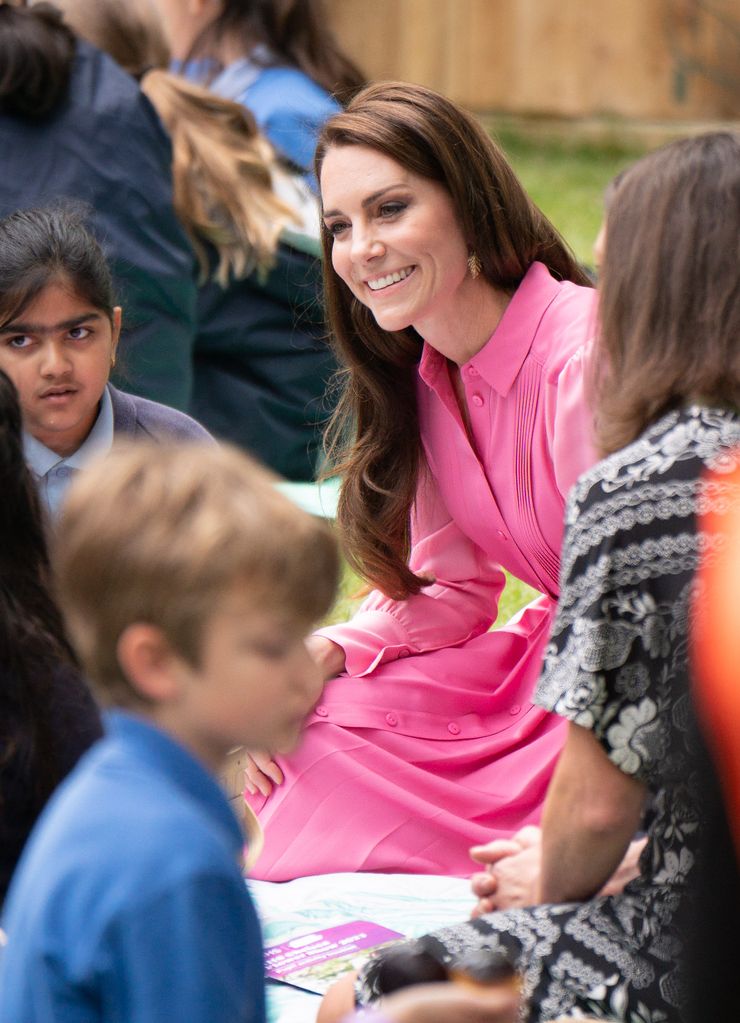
514, 362, 560, 596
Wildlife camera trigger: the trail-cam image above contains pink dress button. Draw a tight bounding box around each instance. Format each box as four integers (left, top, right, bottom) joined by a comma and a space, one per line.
315, 705, 329, 717
509, 704, 521, 715
397, 647, 410, 657
386, 713, 398, 726
447, 722, 461, 735
471, 394, 484, 407
467, 365, 479, 376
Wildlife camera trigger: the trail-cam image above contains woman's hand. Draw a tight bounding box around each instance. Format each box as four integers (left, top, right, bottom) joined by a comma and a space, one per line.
243, 750, 283, 797
469, 826, 541, 915
243, 637, 346, 797
469, 824, 647, 916
305, 634, 347, 680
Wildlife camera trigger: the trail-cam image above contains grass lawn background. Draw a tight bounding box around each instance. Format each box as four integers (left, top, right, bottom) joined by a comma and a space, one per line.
323, 129, 648, 628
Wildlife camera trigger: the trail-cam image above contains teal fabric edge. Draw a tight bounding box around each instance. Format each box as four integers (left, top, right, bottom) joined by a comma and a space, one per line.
276, 476, 340, 518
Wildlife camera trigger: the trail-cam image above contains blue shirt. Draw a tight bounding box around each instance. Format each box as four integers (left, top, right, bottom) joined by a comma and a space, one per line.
178, 48, 340, 179
23, 385, 114, 518
0, 711, 266, 1023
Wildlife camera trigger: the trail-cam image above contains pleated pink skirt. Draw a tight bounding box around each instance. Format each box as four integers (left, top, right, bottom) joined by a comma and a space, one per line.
245, 599, 566, 879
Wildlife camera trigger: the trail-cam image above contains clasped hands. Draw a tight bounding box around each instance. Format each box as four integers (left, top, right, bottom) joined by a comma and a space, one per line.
469, 825, 646, 916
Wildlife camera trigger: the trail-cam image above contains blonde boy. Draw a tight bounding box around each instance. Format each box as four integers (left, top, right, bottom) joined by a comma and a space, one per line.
0, 441, 339, 1023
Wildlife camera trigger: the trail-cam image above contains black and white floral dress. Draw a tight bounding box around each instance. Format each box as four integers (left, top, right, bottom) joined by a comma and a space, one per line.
359, 405, 740, 1022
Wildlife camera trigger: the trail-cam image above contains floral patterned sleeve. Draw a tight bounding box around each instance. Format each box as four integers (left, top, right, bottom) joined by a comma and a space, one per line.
533, 412, 713, 786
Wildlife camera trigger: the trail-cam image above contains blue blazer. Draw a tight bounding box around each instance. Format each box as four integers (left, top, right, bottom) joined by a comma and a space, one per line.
109, 386, 213, 444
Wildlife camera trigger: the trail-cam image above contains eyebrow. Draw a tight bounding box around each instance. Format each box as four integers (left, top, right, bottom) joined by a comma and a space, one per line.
322, 183, 409, 221
0, 311, 104, 337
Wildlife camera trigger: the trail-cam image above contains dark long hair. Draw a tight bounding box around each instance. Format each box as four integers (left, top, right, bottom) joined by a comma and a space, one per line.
595, 131, 740, 456
0, 204, 115, 331
0, 2, 76, 118
315, 81, 590, 599
186, 0, 365, 103
0, 370, 79, 811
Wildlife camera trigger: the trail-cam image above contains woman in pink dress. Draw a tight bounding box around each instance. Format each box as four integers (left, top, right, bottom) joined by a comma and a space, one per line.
244, 81, 598, 880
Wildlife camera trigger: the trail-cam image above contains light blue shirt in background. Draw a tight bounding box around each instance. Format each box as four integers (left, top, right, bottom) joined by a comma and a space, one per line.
23, 385, 114, 518
176, 47, 340, 183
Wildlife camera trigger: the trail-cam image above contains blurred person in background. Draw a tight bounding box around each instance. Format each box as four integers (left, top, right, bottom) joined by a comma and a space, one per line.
154, 0, 365, 180
689, 455, 740, 1022
57, 0, 338, 481
0, 368, 101, 906
0, 0, 197, 410
141, 70, 336, 480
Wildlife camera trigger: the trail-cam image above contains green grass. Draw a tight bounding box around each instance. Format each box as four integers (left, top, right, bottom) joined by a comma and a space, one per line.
321, 559, 370, 626
492, 129, 645, 265
494, 573, 539, 627
323, 558, 538, 630
320, 132, 644, 630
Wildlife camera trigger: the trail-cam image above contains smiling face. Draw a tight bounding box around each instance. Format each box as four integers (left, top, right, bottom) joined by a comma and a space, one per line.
320, 144, 481, 344
0, 279, 120, 457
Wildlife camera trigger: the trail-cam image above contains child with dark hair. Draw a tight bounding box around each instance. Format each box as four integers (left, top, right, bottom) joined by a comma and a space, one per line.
0, 367, 101, 905
0, 204, 211, 516
0, 0, 196, 410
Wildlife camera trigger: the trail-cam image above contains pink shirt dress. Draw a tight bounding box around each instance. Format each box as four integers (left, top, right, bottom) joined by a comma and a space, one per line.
246, 263, 598, 879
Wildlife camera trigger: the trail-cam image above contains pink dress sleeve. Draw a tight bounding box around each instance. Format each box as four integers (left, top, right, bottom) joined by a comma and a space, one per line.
315, 470, 506, 677
545, 339, 597, 501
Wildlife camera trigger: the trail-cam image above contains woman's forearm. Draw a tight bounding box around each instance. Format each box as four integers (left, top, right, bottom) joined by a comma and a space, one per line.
539, 815, 635, 903
538, 723, 647, 904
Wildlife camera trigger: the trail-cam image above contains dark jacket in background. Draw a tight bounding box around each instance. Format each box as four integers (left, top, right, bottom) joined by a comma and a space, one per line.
0, 40, 197, 411
0, 664, 102, 906
192, 240, 337, 481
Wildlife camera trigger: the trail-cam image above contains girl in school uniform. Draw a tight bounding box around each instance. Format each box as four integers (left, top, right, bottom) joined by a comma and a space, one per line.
0, 205, 212, 518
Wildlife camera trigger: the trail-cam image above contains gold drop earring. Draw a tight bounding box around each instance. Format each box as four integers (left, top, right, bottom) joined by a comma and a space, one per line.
467, 252, 482, 279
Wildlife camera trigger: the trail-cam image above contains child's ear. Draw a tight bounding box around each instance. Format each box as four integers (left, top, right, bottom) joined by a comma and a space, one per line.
116, 623, 188, 703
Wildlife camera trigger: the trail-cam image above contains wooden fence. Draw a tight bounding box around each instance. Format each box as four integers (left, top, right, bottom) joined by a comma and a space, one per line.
327, 0, 739, 121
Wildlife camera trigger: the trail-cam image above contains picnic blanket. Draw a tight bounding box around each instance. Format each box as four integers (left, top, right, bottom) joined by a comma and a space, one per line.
248, 872, 473, 1023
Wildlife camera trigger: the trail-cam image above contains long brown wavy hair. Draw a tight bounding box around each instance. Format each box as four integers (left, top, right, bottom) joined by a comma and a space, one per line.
595, 131, 740, 456
315, 81, 590, 599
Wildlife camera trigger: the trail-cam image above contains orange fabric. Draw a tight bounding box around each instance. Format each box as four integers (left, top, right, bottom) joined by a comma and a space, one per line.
692, 459, 740, 858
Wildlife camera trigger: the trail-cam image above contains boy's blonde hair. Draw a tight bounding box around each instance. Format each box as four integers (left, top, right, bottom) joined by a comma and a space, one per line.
53, 442, 339, 708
